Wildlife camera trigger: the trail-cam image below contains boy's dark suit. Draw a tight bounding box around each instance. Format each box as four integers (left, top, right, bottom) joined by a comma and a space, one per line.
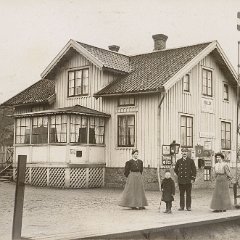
161, 178, 175, 212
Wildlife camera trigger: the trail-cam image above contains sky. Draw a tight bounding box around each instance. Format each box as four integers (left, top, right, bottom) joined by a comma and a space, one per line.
0, 0, 240, 103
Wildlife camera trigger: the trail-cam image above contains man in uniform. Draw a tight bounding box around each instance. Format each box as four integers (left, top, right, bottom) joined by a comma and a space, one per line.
174, 148, 196, 211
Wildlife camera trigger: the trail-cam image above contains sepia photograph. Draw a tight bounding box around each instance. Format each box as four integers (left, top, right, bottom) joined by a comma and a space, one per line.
1, 0, 240, 239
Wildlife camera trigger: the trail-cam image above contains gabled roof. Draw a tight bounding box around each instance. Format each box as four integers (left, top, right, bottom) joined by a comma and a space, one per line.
95, 41, 238, 96
77, 42, 131, 73
1, 79, 55, 107
3, 39, 238, 107
41, 39, 130, 79
13, 105, 110, 118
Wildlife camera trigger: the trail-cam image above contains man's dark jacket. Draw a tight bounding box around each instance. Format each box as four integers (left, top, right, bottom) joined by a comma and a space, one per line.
174, 157, 196, 184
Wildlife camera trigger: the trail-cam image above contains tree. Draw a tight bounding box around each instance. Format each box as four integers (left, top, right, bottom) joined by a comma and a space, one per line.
0, 107, 14, 146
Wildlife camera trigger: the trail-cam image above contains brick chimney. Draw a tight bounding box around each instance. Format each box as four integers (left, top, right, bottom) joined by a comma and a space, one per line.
108, 45, 120, 52
152, 34, 168, 51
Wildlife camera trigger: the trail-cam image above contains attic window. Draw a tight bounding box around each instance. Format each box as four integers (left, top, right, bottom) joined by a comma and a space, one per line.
68, 69, 89, 97
182, 74, 190, 92
118, 96, 135, 106
223, 84, 229, 101
202, 68, 213, 97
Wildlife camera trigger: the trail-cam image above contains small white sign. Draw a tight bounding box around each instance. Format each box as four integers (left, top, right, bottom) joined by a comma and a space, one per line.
199, 132, 215, 138
70, 149, 76, 154
201, 98, 214, 113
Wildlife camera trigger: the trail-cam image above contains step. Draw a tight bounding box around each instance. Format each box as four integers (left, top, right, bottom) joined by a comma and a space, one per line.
0, 176, 12, 179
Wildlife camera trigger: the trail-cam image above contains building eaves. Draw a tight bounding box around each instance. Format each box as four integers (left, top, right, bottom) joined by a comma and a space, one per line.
1, 79, 55, 107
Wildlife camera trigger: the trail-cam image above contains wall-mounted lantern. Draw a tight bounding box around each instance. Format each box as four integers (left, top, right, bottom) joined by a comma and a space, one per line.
170, 140, 180, 155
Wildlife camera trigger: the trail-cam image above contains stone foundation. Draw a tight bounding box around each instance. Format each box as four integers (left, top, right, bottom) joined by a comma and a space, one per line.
104, 167, 216, 190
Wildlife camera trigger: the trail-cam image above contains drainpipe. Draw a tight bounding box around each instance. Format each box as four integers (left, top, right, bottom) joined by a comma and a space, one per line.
157, 90, 166, 192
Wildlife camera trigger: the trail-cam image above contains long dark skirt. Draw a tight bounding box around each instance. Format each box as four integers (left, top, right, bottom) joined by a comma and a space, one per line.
210, 175, 232, 210
119, 172, 148, 208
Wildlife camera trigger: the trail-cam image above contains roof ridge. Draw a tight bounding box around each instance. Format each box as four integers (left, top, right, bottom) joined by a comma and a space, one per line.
76, 40, 130, 58
129, 41, 214, 58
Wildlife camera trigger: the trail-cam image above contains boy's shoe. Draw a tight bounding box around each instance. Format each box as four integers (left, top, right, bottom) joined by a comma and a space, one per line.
178, 208, 184, 211
167, 210, 172, 214
186, 207, 191, 211
131, 207, 138, 210
139, 207, 146, 210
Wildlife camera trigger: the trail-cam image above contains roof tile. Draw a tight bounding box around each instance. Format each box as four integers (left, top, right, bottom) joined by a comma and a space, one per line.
1, 79, 55, 106
95, 42, 211, 96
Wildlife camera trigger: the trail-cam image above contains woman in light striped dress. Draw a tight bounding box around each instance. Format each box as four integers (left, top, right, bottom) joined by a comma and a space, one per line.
210, 152, 232, 212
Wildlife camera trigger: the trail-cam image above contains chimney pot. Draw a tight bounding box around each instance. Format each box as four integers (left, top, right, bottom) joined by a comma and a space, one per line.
152, 34, 168, 51
108, 45, 120, 52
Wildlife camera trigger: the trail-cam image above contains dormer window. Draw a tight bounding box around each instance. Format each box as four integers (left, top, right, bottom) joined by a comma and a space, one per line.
223, 84, 229, 101
118, 96, 135, 106
202, 68, 213, 97
182, 74, 190, 92
68, 69, 89, 97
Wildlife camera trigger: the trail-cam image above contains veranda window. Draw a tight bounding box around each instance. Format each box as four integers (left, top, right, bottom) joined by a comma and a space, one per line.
70, 115, 88, 143
32, 116, 48, 144
89, 117, 105, 144
118, 115, 135, 147
50, 115, 67, 143
15, 118, 30, 144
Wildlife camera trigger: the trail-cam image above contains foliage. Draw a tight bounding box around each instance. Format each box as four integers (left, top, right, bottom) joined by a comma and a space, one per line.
0, 107, 14, 146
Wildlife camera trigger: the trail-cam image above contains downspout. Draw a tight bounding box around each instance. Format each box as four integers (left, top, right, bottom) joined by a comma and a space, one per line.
157, 89, 166, 192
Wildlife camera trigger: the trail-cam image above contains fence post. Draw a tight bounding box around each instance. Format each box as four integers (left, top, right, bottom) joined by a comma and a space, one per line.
12, 155, 27, 240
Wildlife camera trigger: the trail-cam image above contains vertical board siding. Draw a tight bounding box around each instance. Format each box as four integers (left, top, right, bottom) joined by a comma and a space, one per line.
54, 49, 116, 112
104, 94, 160, 168
160, 53, 237, 166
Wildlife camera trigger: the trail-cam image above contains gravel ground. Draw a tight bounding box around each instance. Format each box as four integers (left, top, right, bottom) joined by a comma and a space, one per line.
1, 182, 240, 240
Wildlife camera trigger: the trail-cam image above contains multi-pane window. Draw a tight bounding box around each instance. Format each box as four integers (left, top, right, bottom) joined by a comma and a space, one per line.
204, 168, 211, 181
50, 115, 67, 143
32, 116, 48, 144
202, 68, 213, 96
89, 117, 105, 144
118, 97, 135, 106
68, 69, 89, 96
183, 74, 190, 92
118, 115, 135, 147
180, 115, 193, 147
70, 115, 88, 143
15, 118, 30, 144
221, 121, 231, 149
223, 84, 229, 101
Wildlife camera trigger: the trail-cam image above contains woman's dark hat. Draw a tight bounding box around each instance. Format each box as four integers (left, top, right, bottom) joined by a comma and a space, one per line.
132, 149, 139, 155
215, 152, 224, 159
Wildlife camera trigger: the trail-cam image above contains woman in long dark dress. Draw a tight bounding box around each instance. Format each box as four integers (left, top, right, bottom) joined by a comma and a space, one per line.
210, 152, 232, 212
119, 149, 148, 210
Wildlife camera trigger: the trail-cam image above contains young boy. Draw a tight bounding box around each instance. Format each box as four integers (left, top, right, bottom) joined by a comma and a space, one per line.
161, 170, 175, 213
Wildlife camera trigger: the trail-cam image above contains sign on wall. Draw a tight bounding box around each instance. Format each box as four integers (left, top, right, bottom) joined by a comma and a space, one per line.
195, 145, 204, 157
162, 156, 172, 165
201, 98, 214, 113
204, 141, 212, 150
162, 145, 171, 156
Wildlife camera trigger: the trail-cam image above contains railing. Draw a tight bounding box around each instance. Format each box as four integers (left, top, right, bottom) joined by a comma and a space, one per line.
0, 146, 13, 170
0, 164, 12, 176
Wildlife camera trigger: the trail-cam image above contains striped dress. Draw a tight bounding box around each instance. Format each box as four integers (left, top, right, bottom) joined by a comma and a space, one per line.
210, 162, 232, 210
